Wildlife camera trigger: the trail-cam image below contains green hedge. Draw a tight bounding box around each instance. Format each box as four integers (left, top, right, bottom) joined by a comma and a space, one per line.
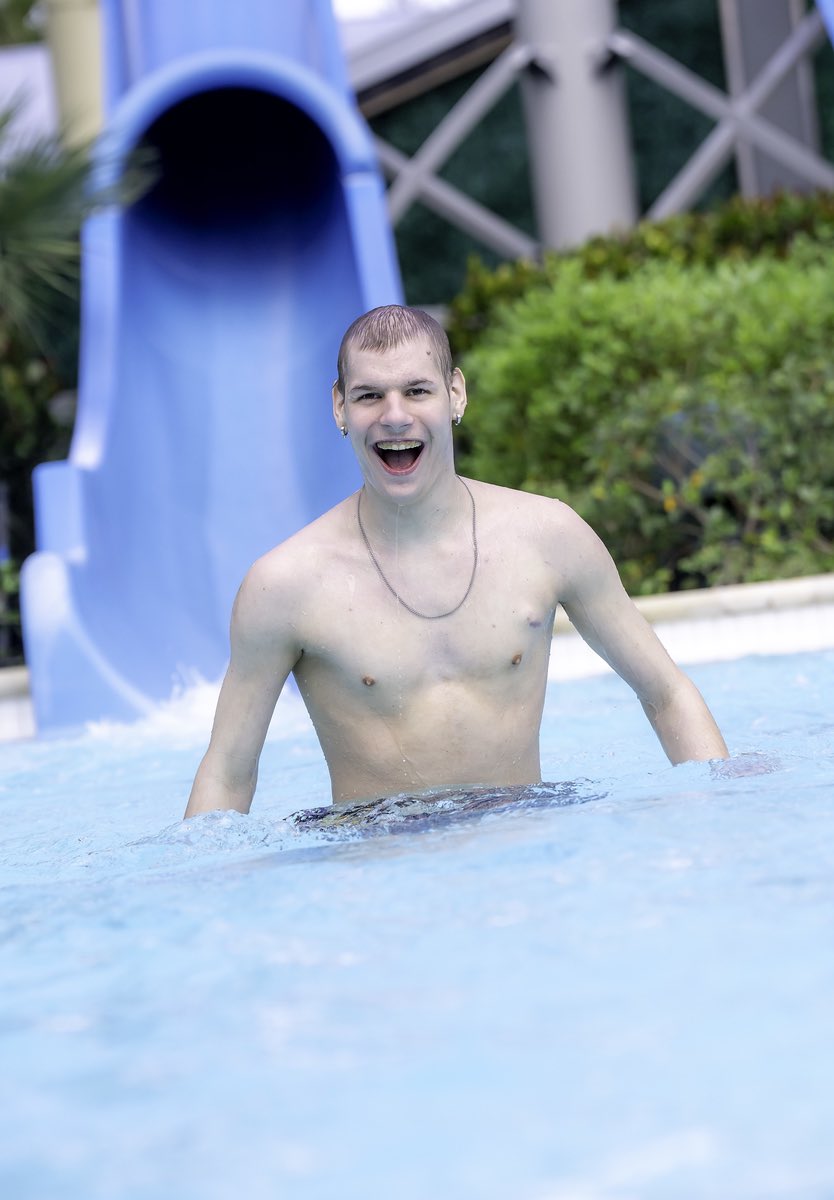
455, 237, 834, 594
447, 191, 834, 358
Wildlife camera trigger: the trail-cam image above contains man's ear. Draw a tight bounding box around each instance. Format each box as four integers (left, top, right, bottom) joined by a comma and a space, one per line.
332, 380, 346, 432
450, 367, 468, 423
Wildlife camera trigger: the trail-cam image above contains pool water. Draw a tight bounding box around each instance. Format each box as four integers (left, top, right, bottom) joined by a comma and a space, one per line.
2, 650, 833, 1199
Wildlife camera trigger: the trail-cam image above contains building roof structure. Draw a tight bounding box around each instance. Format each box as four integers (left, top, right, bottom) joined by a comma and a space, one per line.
0, 0, 512, 141
339, 0, 513, 114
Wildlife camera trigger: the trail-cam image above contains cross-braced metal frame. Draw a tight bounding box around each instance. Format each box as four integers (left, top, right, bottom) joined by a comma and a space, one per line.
373, 1, 834, 257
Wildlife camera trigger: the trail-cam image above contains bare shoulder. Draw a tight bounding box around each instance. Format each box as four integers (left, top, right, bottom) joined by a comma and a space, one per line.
468, 478, 601, 547
469, 477, 573, 521
466, 478, 616, 599
234, 496, 357, 640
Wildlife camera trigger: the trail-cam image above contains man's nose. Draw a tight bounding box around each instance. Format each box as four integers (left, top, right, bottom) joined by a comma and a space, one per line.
380, 391, 412, 428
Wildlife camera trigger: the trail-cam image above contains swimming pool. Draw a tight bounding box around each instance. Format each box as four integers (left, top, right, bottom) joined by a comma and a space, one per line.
2, 647, 833, 1199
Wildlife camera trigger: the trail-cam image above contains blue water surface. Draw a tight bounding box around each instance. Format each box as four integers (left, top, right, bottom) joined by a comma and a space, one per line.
1, 650, 833, 1200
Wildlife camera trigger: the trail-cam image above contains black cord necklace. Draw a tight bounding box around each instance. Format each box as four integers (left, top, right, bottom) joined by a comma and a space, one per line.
356, 477, 478, 619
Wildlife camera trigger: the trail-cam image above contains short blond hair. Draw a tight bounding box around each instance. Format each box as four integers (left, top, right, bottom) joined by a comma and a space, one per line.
335, 305, 453, 394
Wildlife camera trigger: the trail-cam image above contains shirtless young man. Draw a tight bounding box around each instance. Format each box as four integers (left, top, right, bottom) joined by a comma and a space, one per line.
185, 305, 728, 818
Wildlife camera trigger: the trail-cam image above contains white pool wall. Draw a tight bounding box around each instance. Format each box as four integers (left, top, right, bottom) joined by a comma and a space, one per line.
551, 572, 834, 681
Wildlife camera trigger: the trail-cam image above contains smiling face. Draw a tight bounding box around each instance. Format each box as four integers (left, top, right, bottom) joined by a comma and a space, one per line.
333, 336, 467, 501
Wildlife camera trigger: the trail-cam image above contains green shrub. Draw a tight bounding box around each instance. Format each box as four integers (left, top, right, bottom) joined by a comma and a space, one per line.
456, 242, 834, 594
447, 190, 834, 358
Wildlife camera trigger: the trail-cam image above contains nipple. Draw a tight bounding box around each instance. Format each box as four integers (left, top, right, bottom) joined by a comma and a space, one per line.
362, 675, 376, 687
511, 653, 522, 666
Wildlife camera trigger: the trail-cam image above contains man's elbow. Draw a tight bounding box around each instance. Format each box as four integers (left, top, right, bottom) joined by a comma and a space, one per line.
642, 675, 729, 764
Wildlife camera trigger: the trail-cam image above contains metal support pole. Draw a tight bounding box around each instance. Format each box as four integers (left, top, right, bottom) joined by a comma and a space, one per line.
719, 0, 820, 197
44, 0, 104, 146
516, 0, 637, 249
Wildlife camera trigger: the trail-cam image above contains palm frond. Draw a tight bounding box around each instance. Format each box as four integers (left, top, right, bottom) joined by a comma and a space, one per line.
0, 112, 89, 348
0, 105, 158, 359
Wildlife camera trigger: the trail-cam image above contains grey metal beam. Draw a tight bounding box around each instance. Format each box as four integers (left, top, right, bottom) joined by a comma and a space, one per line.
387, 41, 533, 223
610, 11, 825, 131
359, 1, 834, 264
374, 136, 539, 261
610, 11, 834, 218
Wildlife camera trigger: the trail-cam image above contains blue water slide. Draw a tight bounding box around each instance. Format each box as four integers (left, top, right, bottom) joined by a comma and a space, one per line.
21, 1, 402, 732
818, 0, 834, 38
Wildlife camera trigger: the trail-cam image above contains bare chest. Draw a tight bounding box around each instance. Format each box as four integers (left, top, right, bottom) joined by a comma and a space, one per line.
294, 555, 557, 708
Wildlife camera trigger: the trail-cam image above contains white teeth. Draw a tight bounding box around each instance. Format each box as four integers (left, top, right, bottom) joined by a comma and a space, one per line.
376, 441, 422, 450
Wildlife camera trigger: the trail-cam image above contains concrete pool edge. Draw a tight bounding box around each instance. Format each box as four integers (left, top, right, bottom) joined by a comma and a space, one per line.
562, 570, 834, 630
551, 572, 834, 681
2, 572, 834, 738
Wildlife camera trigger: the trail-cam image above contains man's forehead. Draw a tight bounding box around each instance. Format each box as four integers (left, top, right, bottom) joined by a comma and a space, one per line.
343, 337, 441, 383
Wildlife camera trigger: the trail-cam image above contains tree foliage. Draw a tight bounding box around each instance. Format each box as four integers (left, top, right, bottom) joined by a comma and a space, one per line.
0, 110, 90, 659
455, 236, 834, 594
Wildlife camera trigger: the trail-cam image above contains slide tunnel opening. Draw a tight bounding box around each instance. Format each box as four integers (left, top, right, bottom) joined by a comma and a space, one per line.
23, 16, 402, 730
133, 86, 339, 236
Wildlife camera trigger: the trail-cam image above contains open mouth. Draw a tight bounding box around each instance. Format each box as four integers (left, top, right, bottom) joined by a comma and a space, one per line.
374, 440, 424, 474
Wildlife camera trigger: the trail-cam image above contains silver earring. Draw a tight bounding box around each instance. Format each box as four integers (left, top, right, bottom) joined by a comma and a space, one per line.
454, 415, 462, 426
341, 426, 348, 437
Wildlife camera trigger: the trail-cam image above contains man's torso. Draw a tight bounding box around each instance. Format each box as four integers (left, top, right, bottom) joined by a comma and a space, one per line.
267, 481, 565, 803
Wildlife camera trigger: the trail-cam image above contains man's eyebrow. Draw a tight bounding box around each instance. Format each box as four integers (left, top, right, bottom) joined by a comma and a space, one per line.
348, 377, 435, 395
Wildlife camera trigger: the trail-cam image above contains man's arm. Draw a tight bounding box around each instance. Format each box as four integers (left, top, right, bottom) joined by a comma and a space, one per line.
555, 505, 728, 764
635, 672, 729, 764
184, 557, 301, 818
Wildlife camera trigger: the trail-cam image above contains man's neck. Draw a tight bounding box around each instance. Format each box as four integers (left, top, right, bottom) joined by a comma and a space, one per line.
358, 470, 469, 543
